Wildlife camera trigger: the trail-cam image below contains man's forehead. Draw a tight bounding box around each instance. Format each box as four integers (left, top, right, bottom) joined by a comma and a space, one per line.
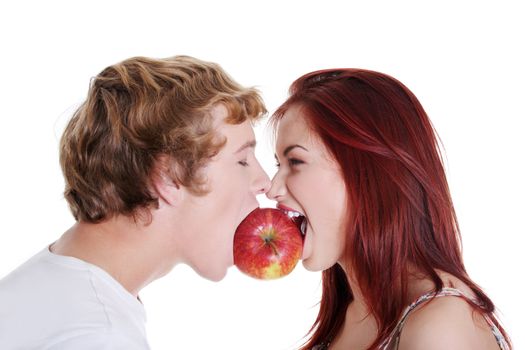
234, 140, 257, 154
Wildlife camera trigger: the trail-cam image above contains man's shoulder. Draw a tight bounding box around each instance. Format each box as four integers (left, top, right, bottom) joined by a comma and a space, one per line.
0, 261, 149, 349
0, 251, 107, 335
0, 328, 150, 350
45, 330, 150, 350
0, 248, 94, 300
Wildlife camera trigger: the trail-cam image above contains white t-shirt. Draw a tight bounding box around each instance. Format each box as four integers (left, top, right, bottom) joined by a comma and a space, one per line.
0, 246, 150, 349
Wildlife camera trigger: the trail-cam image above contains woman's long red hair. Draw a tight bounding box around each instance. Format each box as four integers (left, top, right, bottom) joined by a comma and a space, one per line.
272, 69, 511, 349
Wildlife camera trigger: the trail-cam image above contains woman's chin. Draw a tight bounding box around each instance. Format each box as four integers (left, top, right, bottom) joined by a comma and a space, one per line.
301, 258, 322, 272
302, 256, 341, 272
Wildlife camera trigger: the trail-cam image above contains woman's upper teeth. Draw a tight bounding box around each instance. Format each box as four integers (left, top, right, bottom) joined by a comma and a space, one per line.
285, 210, 302, 218
280, 209, 307, 235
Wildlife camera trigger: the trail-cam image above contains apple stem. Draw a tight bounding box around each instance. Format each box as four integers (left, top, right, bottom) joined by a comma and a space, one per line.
263, 237, 280, 257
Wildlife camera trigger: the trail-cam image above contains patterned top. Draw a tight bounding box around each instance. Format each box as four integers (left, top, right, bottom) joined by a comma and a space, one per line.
312, 287, 510, 350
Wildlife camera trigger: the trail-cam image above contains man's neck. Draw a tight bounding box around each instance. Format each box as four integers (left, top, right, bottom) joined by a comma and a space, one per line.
50, 217, 178, 297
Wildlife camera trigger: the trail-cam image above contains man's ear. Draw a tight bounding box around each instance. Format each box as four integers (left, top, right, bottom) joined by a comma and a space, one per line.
150, 155, 182, 207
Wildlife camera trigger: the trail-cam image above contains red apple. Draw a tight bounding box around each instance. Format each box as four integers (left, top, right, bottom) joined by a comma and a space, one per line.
234, 207, 303, 280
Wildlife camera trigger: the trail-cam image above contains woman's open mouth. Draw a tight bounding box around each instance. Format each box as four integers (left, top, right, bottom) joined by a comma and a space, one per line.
278, 206, 307, 237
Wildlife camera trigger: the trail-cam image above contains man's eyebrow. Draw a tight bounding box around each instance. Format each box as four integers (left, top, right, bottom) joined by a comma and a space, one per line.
274, 144, 309, 159
234, 140, 257, 154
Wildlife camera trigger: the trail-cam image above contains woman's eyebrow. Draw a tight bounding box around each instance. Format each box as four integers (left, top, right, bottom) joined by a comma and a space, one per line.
283, 144, 309, 156
274, 144, 309, 160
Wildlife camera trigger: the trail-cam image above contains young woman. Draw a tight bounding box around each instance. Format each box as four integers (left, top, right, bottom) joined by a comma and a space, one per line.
268, 69, 511, 350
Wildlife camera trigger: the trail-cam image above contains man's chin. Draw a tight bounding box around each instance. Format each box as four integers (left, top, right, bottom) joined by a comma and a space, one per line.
195, 265, 228, 282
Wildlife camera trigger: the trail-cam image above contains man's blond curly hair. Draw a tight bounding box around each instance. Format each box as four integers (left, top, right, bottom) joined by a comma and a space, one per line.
60, 55, 266, 223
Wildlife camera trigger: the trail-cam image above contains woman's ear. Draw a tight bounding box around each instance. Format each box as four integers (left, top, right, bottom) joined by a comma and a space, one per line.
150, 155, 182, 207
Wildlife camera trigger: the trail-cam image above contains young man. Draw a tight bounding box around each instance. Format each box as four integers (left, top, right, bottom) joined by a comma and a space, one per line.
0, 55, 270, 349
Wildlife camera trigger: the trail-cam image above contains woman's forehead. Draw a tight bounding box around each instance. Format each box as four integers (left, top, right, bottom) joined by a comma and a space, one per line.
277, 108, 315, 145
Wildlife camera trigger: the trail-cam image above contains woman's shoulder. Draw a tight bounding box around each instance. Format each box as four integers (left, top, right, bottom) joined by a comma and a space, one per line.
397, 284, 501, 350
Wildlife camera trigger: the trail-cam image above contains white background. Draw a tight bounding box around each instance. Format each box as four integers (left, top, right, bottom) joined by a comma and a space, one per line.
0, 1, 523, 349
